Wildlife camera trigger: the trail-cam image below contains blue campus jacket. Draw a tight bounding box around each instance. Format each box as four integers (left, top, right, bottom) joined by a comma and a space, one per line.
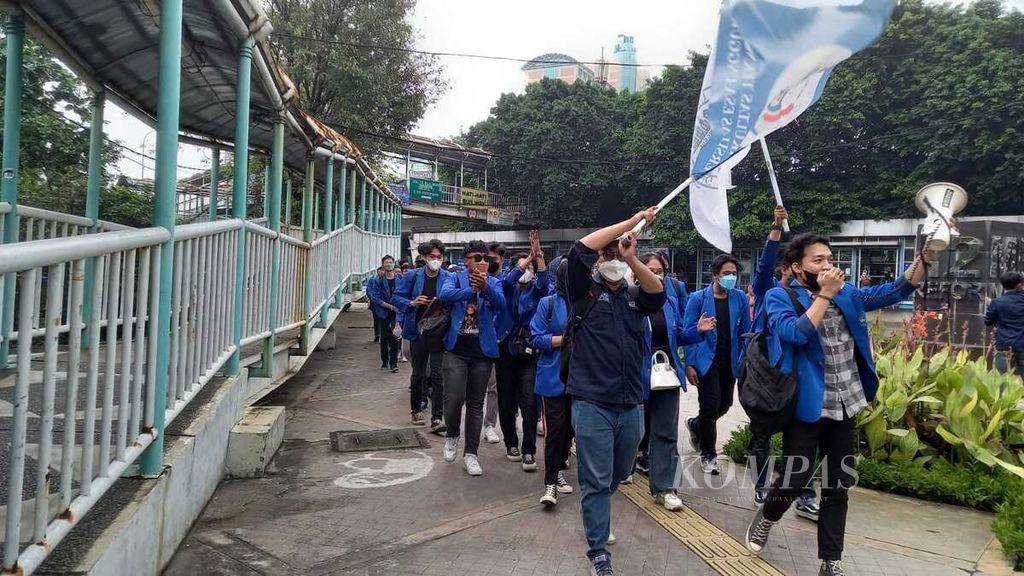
393, 267, 451, 341
682, 285, 751, 379
642, 278, 701, 395
530, 294, 569, 397
752, 238, 781, 331
439, 270, 507, 358
502, 266, 551, 355
766, 277, 918, 423
985, 290, 1024, 350
367, 274, 398, 319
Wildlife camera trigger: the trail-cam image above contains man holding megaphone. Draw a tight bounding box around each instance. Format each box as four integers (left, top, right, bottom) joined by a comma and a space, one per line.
744, 222, 945, 576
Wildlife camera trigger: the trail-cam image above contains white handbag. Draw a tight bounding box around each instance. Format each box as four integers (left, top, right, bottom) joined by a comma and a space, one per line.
649, 350, 682, 391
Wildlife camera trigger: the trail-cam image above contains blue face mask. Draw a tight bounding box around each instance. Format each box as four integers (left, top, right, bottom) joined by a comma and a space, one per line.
718, 273, 738, 291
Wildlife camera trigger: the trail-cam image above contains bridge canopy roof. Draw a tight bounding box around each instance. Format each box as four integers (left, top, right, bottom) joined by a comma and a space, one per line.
390, 134, 492, 171
20, 0, 393, 198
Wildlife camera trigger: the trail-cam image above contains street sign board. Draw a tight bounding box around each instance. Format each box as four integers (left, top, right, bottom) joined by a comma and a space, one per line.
409, 178, 442, 202
460, 186, 489, 207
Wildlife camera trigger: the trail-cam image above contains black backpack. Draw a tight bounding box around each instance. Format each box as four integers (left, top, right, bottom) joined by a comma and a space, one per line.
737, 286, 804, 435
559, 282, 640, 384
417, 271, 452, 339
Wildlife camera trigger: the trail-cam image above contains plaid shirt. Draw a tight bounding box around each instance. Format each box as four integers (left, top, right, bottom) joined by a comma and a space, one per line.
817, 297, 866, 420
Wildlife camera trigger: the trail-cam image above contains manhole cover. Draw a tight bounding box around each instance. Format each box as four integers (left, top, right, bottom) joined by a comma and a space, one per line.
330, 429, 431, 453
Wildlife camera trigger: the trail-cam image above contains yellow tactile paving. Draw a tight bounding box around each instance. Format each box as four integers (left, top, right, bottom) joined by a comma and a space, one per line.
620, 476, 785, 576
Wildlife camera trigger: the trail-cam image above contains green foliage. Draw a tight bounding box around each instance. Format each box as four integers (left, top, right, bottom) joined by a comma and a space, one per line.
865, 341, 1024, 477
1, 19, 121, 216
464, 1, 1024, 247
993, 489, 1024, 569
855, 457, 1018, 512
722, 423, 782, 463
266, 0, 445, 157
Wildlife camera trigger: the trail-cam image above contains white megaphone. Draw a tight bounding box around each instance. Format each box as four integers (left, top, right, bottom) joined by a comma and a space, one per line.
915, 182, 967, 254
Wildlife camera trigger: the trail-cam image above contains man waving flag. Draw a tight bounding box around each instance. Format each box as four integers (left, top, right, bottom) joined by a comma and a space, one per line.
689, 0, 897, 251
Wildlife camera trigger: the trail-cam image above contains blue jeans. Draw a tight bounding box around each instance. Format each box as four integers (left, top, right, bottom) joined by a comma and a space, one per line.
573, 399, 644, 561
645, 388, 681, 495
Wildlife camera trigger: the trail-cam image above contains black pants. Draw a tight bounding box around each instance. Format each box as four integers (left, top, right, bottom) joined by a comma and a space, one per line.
443, 353, 493, 456
749, 427, 816, 500
372, 314, 384, 342
410, 336, 444, 418
696, 360, 734, 458
542, 393, 574, 485
763, 416, 856, 561
378, 312, 399, 369
495, 350, 539, 455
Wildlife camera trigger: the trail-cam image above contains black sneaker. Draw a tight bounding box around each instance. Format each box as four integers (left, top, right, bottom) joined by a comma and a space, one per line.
430, 419, 447, 435
796, 498, 820, 522
635, 453, 650, 476
522, 454, 537, 472
506, 447, 523, 462
819, 560, 845, 576
411, 412, 426, 426
745, 505, 776, 554
590, 553, 614, 576
754, 487, 768, 505
686, 417, 700, 451
540, 484, 557, 506
390, 366, 399, 373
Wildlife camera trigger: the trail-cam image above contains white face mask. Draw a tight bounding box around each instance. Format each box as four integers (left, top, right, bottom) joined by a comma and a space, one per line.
518, 269, 534, 284
427, 259, 442, 272
383, 262, 395, 272
598, 260, 629, 283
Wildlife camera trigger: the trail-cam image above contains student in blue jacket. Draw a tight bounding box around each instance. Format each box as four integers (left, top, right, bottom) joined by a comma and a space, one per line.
438, 240, 507, 477
497, 231, 550, 471
682, 254, 751, 475
985, 271, 1024, 378
366, 268, 384, 343
393, 240, 451, 432
368, 256, 401, 371
745, 233, 931, 576
531, 260, 574, 507
637, 253, 714, 512
746, 207, 820, 523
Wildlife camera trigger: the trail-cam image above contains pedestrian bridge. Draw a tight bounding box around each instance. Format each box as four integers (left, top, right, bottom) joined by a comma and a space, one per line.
0, 1, 403, 574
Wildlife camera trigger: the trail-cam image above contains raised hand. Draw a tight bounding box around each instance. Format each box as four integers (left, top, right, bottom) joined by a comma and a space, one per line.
818, 267, 845, 298
697, 312, 717, 333
773, 206, 788, 229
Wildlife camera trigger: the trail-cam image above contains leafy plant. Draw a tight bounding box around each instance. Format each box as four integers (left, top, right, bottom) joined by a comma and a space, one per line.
993, 489, 1024, 570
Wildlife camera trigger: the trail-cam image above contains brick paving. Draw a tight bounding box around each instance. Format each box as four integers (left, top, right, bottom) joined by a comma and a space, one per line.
164, 306, 1014, 576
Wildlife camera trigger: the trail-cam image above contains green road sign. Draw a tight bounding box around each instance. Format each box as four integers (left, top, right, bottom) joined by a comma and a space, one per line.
409, 178, 442, 202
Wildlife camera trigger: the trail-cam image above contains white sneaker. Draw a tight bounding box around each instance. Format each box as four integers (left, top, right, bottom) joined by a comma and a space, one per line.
483, 426, 500, 444
443, 437, 458, 462
463, 454, 483, 476
607, 531, 616, 545
655, 492, 684, 511
620, 474, 633, 485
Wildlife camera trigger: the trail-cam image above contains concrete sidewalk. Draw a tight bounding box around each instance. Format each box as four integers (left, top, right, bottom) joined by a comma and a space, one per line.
164, 307, 1019, 576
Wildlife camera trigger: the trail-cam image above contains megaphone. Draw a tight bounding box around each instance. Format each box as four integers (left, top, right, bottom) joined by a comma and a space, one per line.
915, 182, 968, 253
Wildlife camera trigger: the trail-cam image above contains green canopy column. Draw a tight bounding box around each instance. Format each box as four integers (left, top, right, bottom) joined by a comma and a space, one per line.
317, 157, 334, 328
226, 36, 254, 376
139, 0, 183, 476
299, 158, 314, 355
252, 118, 284, 379
0, 15, 25, 368
80, 90, 105, 349
333, 161, 347, 307
209, 146, 220, 222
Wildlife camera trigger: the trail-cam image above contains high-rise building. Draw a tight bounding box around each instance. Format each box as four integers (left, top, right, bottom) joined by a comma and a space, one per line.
522, 53, 595, 85
613, 35, 638, 92
522, 36, 650, 91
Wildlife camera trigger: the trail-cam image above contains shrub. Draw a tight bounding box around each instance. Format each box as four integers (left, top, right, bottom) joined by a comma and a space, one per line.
993, 490, 1024, 570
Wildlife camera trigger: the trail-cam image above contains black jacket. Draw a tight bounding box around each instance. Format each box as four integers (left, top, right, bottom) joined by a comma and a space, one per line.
564, 241, 666, 407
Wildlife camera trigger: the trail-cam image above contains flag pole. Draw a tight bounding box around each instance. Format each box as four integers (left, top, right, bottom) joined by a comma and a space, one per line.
624, 176, 695, 241
758, 137, 789, 232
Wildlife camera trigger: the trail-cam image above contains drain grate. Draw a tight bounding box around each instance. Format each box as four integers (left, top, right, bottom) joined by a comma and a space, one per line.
330, 429, 431, 453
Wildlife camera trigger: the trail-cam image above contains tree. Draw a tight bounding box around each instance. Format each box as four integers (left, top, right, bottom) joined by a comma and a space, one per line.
0, 22, 124, 219
265, 0, 445, 156
462, 0, 1024, 251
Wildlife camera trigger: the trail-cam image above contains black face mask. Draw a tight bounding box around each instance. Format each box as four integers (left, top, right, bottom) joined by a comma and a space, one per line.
802, 270, 822, 292
488, 261, 501, 275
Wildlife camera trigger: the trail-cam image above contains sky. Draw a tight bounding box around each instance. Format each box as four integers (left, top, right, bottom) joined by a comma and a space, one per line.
103, 0, 1024, 180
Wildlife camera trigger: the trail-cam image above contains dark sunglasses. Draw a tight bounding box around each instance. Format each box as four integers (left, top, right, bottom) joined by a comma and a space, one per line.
465, 254, 489, 263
